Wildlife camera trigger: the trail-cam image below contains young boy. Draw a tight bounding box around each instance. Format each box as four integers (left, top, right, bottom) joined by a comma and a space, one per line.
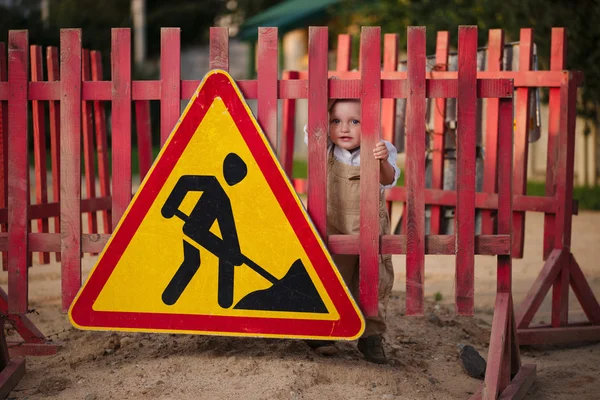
304, 98, 400, 364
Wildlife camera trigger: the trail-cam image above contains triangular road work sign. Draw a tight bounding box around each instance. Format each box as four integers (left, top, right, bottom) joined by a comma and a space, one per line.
69, 70, 365, 340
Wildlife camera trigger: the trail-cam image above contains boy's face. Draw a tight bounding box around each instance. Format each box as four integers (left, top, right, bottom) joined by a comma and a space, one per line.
329, 100, 361, 150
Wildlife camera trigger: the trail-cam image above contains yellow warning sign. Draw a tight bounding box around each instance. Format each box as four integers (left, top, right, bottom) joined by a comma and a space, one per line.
69, 70, 364, 339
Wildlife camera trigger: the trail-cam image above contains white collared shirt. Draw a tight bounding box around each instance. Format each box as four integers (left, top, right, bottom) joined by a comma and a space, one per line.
303, 125, 401, 189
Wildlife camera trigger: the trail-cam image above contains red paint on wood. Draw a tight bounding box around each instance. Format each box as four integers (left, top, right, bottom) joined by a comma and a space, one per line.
336, 34, 351, 72
518, 325, 600, 345
483, 293, 510, 398
160, 28, 181, 146
46, 47, 61, 261
429, 31, 449, 235
111, 28, 132, 228
511, 29, 533, 259
455, 26, 477, 316
543, 28, 566, 260
405, 27, 426, 316
497, 98, 514, 295
81, 49, 99, 240
90, 51, 112, 233
7, 31, 29, 314
135, 101, 152, 180
381, 34, 397, 143
568, 254, 600, 324
551, 265, 569, 327
30, 45, 50, 264
280, 70, 299, 177
481, 29, 504, 235
359, 27, 381, 317
257, 27, 278, 149
307, 27, 328, 240
0, 42, 6, 269
209, 27, 229, 71
60, 29, 82, 312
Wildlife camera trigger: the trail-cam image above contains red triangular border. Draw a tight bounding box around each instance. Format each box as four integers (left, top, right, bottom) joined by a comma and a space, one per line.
69, 70, 364, 340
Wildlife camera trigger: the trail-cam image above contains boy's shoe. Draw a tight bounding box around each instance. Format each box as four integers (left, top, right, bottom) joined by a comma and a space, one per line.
305, 340, 338, 356
357, 335, 387, 364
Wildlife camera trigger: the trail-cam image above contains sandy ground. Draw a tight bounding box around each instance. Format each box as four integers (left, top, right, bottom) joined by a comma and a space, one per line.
2, 207, 600, 399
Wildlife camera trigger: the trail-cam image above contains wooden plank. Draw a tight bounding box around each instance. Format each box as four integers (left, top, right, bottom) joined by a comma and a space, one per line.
386, 187, 557, 213
557, 74, 577, 249
46, 46, 61, 261
7, 31, 29, 314
359, 27, 381, 317
481, 29, 504, 235
515, 248, 565, 329
429, 31, 449, 235
181, 77, 512, 101
381, 34, 398, 221
336, 34, 351, 72
209, 27, 229, 70
511, 29, 533, 258
405, 26, 426, 316
160, 28, 181, 146
20, 70, 566, 102
551, 264, 570, 327
134, 100, 152, 180
381, 34, 398, 143
257, 27, 278, 149
30, 45, 50, 264
0, 42, 7, 268
497, 97, 514, 295
306, 27, 328, 240
90, 50, 112, 233
456, 26, 478, 316
280, 70, 298, 177
518, 325, 600, 345
569, 254, 600, 324
60, 29, 82, 312
0, 196, 111, 223
111, 28, 132, 227
483, 293, 510, 399
543, 28, 566, 260
497, 364, 536, 400
81, 49, 98, 239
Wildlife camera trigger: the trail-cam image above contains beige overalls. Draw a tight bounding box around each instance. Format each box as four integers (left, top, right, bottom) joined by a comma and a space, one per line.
326, 149, 395, 337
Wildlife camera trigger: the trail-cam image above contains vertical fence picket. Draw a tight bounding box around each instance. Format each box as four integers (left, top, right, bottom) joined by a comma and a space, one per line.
111, 28, 132, 228
209, 27, 229, 71
60, 29, 82, 312
381, 34, 397, 144
336, 34, 351, 72
7, 31, 29, 313
359, 27, 382, 316
405, 27, 426, 316
81, 49, 98, 240
543, 28, 566, 260
160, 28, 181, 147
481, 29, 505, 235
512, 28, 533, 258
257, 27, 278, 150
135, 101, 152, 181
307, 27, 328, 240
0, 42, 6, 269
455, 26, 478, 316
429, 31, 449, 235
90, 50, 112, 233
30, 45, 50, 264
280, 70, 298, 177
47, 47, 61, 261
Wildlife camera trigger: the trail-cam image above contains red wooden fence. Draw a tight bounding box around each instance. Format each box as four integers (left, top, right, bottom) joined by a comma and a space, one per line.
280, 27, 599, 347
0, 24, 594, 398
